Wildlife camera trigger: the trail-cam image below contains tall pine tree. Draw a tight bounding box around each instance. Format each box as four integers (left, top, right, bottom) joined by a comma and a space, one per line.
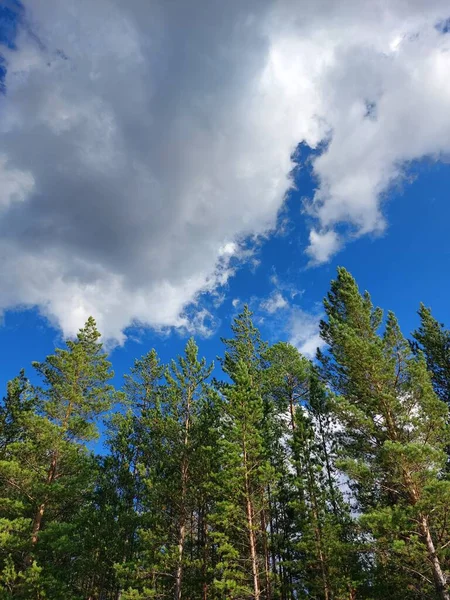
319, 268, 450, 599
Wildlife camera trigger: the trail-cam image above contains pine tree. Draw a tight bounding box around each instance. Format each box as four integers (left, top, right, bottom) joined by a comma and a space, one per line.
30, 316, 115, 546
112, 349, 168, 599
118, 340, 216, 600
0, 371, 35, 452
0, 317, 115, 598
263, 344, 358, 599
290, 382, 359, 600
228, 308, 280, 593
167, 338, 214, 600
412, 303, 450, 406
221, 304, 267, 384
262, 342, 310, 598
319, 267, 450, 599
0, 372, 43, 598
212, 359, 275, 599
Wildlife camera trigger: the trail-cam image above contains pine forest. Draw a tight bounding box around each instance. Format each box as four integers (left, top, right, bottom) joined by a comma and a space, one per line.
1, 267, 450, 600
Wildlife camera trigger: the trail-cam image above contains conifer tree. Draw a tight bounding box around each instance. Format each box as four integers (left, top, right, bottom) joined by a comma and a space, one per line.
319, 267, 450, 600
0, 317, 115, 598
2, 274, 450, 599
290, 382, 359, 600
263, 344, 358, 599
30, 316, 115, 545
221, 304, 267, 384
262, 342, 310, 597
212, 359, 275, 599
412, 303, 450, 406
118, 340, 216, 600
214, 308, 276, 599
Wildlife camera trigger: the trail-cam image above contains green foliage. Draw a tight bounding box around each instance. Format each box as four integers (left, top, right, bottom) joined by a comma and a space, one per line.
320, 267, 450, 599
1, 272, 450, 599
412, 303, 450, 405
0, 318, 115, 599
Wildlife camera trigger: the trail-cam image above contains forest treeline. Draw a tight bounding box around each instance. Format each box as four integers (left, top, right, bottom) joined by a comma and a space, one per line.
1, 267, 450, 600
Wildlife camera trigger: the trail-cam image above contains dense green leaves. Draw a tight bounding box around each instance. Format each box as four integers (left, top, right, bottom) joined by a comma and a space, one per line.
412, 303, 450, 405
1, 273, 450, 599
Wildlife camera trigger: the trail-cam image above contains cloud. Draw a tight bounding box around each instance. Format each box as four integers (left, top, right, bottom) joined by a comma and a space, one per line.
0, 1, 449, 339
256, 280, 320, 358
306, 229, 341, 265
260, 292, 288, 314
289, 308, 325, 359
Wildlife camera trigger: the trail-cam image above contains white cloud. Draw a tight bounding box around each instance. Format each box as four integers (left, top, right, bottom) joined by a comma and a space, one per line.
257, 282, 321, 358
306, 229, 341, 265
260, 291, 288, 314
0, 1, 449, 339
289, 308, 325, 359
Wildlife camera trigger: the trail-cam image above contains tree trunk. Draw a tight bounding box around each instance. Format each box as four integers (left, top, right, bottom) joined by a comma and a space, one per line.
30, 451, 58, 545
31, 503, 45, 545
202, 514, 208, 600
402, 466, 449, 600
243, 442, 260, 600
289, 393, 296, 432
267, 486, 278, 580
175, 519, 186, 600
419, 514, 449, 600
316, 412, 338, 515
261, 507, 272, 600
246, 494, 261, 600
201, 506, 209, 600
30, 400, 74, 548
174, 386, 192, 600
305, 443, 331, 600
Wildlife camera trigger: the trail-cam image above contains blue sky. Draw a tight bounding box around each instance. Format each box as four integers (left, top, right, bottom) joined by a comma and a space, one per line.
2, 154, 449, 393
1, 1, 450, 427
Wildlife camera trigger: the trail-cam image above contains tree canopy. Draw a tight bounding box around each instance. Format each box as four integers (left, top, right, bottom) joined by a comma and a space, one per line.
1, 271, 449, 599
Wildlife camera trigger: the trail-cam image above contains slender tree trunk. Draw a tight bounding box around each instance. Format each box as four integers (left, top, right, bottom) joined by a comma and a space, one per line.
243, 442, 260, 600
261, 506, 272, 600
402, 466, 449, 600
316, 413, 338, 515
309, 488, 330, 600
246, 494, 260, 600
267, 486, 278, 579
419, 514, 449, 600
174, 388, 192, 600
174, 454, 188, 600
31, 451, 58, 545
313, 517, 330, 600
289, 394, 296, 433
201, 508, 209, 600
175, 517, 187, 600
305, 442, 331, 600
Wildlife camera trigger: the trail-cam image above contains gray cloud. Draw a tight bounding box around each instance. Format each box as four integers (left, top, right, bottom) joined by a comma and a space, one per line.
0, 1, 449, 340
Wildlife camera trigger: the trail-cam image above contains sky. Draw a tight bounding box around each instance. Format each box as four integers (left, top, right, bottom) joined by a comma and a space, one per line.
1, 0, 450, 405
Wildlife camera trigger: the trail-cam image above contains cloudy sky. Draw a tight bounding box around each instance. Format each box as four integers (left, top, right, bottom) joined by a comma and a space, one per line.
1, 0, 450, 386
